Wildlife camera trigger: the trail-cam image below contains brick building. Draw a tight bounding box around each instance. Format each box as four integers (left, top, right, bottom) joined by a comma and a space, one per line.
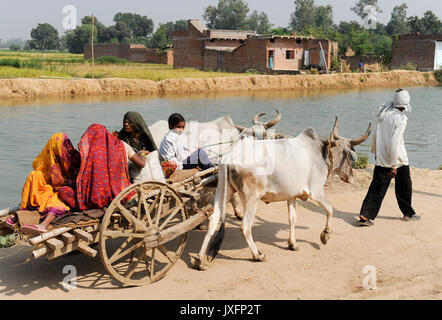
391, 34, 442, 71
83, 43, 173, 65
171, 20, 338, 73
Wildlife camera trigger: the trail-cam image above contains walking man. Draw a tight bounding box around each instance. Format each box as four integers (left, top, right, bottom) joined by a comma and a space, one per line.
359, 89, 421, 226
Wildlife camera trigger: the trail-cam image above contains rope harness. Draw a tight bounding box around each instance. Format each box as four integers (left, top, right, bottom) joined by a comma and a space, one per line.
327, 138, 335, 178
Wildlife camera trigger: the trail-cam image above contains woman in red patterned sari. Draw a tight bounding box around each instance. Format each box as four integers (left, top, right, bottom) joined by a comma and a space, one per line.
59, 124, 131, 211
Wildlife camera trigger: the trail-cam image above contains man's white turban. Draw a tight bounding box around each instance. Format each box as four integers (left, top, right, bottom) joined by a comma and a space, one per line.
393, 89, 411, 112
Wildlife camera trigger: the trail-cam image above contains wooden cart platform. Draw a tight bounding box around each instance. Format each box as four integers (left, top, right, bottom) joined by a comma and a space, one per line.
0, 167, 218, 286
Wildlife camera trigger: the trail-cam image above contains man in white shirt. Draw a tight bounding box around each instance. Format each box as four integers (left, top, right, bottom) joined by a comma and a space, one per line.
359, 89, 421, 226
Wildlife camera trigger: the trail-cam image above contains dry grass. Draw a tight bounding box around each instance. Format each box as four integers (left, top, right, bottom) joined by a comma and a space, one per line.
0, 50, 246, 81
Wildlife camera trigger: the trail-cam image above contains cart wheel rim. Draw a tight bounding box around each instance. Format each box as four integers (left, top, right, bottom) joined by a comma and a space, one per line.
99, 181, 188, 286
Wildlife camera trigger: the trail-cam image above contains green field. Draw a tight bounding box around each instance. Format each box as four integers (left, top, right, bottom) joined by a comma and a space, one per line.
0, 50, 246, 81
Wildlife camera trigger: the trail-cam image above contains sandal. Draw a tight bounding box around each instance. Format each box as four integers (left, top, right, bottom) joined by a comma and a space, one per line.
358, 216, 374, 227
4, 215, 18, 229
20, 224, 47, 237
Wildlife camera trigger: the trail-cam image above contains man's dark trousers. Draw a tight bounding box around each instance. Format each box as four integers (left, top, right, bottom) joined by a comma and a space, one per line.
360, 165, 416, 220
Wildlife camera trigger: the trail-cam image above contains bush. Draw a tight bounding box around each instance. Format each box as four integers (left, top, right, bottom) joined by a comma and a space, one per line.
331, 56, 340, 71
9, 44, 21, 51
245, 68, 262, 75
92, 56, 128, 65
0, 58, 43, 69
434, 69, 442, 84
438, 165, 442, 170
0, 234, 17, 248
400, 62, 416, 71
353, 153, 370, 169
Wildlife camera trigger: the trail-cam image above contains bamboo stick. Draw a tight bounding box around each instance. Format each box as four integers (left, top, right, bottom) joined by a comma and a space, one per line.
29, 227, 72, 246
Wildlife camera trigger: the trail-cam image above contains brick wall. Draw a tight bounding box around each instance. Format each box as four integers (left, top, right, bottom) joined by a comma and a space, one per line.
345, 56, 378, 70
391, 38, 436, 70
83, 43, 171, 64
267, 38, 304, 70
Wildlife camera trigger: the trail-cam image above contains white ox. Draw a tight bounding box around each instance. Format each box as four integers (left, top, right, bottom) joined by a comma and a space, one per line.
148, 111, 283, 157
195, 118, 371, 270
148, 111, 282, 218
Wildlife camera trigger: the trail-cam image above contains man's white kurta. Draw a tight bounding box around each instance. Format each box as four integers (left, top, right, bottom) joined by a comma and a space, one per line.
371, 105, 409, 169
159, 130, 191, 170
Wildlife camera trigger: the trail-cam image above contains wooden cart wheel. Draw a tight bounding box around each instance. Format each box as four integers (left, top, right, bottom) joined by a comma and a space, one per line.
99, 181, 188, 286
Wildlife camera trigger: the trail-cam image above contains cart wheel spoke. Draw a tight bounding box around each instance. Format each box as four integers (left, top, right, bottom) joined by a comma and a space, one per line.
125, 250, 146, 279
100, 181, 189, 287
157, 245, 175, 263
109, 240, 145, 264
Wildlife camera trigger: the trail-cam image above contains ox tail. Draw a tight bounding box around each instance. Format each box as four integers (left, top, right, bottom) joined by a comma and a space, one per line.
207, 164, 229, 261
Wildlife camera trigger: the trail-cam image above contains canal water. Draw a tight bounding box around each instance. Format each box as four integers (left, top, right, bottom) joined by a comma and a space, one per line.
0, 86, 441, 208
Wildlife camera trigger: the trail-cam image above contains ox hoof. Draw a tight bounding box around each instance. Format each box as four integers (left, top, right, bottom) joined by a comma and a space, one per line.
288, 244, 300, 252
320, 230, 331, 245
254, 252, 266, 262
193, 258, 208, 271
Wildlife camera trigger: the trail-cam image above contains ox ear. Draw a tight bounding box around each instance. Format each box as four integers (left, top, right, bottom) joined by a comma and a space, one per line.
348, 150, 358, 162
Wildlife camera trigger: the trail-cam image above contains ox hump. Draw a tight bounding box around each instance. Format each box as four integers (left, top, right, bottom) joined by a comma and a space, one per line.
301, 128, 319, 141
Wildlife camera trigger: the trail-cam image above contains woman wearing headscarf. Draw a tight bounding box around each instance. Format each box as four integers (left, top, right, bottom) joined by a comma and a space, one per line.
58, 124, 146, 211
9, 133, 81, 234
117, 111, 157, 154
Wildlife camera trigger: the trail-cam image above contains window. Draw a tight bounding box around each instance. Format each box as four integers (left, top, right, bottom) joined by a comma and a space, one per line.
296, 39, 302, 44
286, 50, 295, 60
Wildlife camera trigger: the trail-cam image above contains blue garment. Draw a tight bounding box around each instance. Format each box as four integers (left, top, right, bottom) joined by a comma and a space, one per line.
269, 57, 274, 69
182, 149, 213, 171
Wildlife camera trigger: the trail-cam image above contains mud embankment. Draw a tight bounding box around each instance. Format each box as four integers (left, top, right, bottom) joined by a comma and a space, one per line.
0, 71, 437, 99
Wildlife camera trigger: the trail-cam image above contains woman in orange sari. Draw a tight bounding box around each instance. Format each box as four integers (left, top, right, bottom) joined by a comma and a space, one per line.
11, 133, 80, 234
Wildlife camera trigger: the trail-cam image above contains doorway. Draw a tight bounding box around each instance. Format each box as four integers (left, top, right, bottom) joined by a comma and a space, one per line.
268, 50, 274, 69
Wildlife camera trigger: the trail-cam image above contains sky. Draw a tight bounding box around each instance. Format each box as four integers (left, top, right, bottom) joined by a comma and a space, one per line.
1, 0, 441, 40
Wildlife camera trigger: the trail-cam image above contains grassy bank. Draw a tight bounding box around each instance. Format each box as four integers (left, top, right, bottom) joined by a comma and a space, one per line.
0, 50, 244, 81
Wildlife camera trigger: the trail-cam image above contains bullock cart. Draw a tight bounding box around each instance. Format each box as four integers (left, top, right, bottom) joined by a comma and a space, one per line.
0, 167, 218, 287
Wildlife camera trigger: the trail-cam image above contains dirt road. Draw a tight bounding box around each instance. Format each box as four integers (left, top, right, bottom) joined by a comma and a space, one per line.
1, 167, 441, 300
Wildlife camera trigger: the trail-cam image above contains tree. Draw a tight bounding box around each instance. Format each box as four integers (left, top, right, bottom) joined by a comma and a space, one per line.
149, 20, 189, 49
407, 10, 442, 34
81, 16, 108, 42
351, 0, 382, 20
289, 0, 334, 33
9, 44, 21, 51
113, 13, 154, 38
65, 24, 97, 53
289, 0, 317, 32
315, 5, 334, 31
246, 10, 272, 34
203, 0, 250, 30
270, 27, 291, 35
386, 3, 410, 36
29, 23, 59, 50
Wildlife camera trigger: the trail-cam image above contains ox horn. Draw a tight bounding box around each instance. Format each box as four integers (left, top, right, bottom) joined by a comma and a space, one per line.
265, 109, 282, 129
350, 123, 372, 147
332, 117, 344, 140
234, 125, 248, 132
253, 112, 267, 125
